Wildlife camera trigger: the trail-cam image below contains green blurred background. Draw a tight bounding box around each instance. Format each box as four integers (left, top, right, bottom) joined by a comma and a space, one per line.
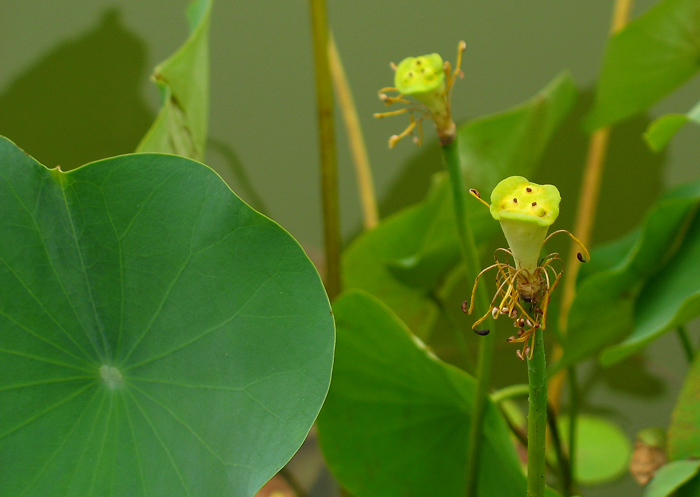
2, 1, 700, 495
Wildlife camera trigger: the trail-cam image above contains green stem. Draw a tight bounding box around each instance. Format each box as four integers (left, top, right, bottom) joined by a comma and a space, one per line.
527, 327, 547, 497
309, 0, 342, 299
676, 325, 695, 363
567, 366, 579, 496
441, 139, 495, 497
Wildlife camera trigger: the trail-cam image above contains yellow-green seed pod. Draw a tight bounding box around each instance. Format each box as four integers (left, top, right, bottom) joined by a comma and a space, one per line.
394, 54, 447, 114
394, 54, 445, 96
489, 176, 561, 273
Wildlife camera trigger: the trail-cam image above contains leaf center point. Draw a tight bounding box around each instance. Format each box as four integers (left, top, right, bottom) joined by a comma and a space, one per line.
100, 365, 123, 389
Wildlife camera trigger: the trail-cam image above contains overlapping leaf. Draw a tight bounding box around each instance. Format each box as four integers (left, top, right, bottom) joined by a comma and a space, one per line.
317, 290, 528, 497
343, 72, 576, 338
136, 0, 212, 160
585, 0, 700, 130
0, 136, 334, 496
559, 180, 700, 368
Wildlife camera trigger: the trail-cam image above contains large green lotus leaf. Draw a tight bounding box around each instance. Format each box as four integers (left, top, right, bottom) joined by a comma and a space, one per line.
136, 0, 211, 160
668, 352, 700, 461
645, 460, 700, 497
343, 72, 576, 338
558, 180, 700, 369
585, 0, 700, 130
0, 136, 333, 496
645, 100, 700, 152
317, 290, 527, 497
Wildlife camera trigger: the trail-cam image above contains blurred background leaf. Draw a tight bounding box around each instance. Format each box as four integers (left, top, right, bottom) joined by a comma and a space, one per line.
317, 290, 528, 497
585, 0, 700, 130
558, 180, 700, 369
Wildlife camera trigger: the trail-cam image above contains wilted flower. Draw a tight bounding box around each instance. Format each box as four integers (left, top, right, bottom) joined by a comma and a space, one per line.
375, 42, 465, 147
463, 176, 589, 359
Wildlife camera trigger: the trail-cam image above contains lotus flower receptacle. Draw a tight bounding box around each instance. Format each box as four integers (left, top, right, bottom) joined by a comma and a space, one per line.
394, 54, 447, 116
490, 176, 560, 273
375, 42, 465, 147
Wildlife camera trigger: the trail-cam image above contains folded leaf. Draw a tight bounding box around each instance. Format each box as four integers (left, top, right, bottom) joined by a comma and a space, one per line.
136, 0, 212, 160
645, 100, 700, 151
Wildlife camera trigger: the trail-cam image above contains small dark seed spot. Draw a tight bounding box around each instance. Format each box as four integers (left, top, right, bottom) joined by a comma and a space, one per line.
474, 329, 490, 336
526, 187, 533, 193
513, 198, 518, 203
532, 202, 537, 206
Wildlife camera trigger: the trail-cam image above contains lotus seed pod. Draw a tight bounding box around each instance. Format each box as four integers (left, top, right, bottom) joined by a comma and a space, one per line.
489, 176, 561, 273
394, 54, 447, 113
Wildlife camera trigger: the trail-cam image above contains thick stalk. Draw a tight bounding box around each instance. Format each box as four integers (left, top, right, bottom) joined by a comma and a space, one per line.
550, 0, 635, 408
442, 139, 495, 497
328, 33, 379, 230
309, 0, 342, 299
527, 327, 547, 497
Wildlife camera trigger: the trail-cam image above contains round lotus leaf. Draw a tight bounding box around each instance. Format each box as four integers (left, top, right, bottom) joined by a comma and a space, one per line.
0, 136, 334, 497
394, 53, 445, 96
489, 176, 560, 227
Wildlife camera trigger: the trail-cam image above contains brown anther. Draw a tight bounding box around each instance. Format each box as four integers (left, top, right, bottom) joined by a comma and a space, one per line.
517, 328, 524, 337
509, 308, 519, 319
390, 62, 397, 71
461, 301, 469, 313
516, 350, 525, 360
379, 94, 389, 102
469, 188, 481, 198
500, 307, 510, 315
525, 319, 533, 328
517, 318, 525, 327
525, 346, 531, 356
491, 307, 499, 319
474, 329, 490, 336
507, 336, 516, 343
577, 252, 587, 263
